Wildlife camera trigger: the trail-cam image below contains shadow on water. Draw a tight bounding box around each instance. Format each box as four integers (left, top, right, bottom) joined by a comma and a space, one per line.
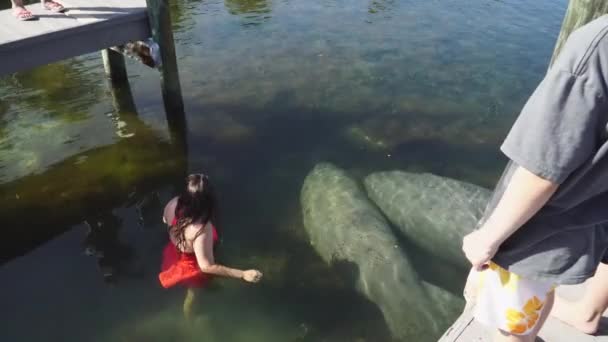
388, 222, 468, 296
0, 77, 187, 264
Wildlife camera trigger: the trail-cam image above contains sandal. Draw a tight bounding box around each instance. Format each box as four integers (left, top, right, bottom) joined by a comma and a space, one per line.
42, 1, 66, 13
13, 7, 37, 21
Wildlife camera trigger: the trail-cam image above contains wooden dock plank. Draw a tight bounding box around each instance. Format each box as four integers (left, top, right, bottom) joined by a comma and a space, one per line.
0, 0, 150, 76
61, 0, 148, 23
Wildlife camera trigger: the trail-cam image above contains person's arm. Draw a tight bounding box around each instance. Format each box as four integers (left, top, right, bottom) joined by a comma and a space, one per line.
163, 197, 178, 225
483, 166, 558, 245
193, 225, 262, 282
462, 40, 606, 270
462, 166, 559, 270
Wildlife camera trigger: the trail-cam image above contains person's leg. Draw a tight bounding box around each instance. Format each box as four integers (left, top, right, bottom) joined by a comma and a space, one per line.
183, 288, 196, 319
12, 0, 28, 15
493, 290, 554, 342
551, 262, 608, 334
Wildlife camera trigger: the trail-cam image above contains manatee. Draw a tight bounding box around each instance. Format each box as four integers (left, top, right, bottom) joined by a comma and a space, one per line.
364, 171, 491, 269
301, 163, 461, 340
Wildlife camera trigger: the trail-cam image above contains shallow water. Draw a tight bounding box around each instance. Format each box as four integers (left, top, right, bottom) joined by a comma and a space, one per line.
0, 0, 567, 341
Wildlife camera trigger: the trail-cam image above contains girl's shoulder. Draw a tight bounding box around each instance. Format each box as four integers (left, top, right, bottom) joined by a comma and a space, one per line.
186, 221, 212, 239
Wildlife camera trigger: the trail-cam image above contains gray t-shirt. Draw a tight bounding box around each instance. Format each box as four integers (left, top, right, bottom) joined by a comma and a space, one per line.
489, 15, 608, 285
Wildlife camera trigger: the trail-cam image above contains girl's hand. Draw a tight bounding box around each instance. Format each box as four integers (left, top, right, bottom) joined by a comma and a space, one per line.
462, 229, 500, 271
242, 269, 263, 283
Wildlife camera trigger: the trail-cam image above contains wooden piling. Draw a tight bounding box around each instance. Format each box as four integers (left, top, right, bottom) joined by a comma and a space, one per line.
145, 0, 186, 127
550, 0, 608, 66
107, 77, 137, 117
101, 48, 128, 83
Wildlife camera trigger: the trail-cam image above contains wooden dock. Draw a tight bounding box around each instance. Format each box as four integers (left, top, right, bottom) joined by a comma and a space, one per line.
439, 282, 608, 342
0, 0, 186, 141
0, 0, 150, 76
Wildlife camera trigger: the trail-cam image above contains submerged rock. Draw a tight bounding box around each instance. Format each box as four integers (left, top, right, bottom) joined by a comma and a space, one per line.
364, 171, 491, 268
343, 114, 503, 153
301, 163, 461, 340
188, 111, 255, 145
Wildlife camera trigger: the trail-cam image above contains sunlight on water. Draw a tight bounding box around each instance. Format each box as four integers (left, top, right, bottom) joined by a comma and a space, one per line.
0, 0, 568, 341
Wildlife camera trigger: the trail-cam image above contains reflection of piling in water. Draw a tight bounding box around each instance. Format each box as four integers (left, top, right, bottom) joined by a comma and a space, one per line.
105, 71, 138, 139
105, 65, 188, 183
99, 0, 187, 150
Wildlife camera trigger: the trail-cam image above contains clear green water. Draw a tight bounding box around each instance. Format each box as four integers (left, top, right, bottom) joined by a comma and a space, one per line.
0, 0, 567, 341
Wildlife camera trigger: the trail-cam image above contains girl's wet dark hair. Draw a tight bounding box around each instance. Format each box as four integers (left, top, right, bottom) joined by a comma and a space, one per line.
171, 173, 216, 250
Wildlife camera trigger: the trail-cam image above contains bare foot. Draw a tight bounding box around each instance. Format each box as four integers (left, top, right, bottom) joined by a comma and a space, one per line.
550, 295, 600, 335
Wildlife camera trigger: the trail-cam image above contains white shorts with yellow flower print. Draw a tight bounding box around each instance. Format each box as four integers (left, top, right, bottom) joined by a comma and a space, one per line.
469, 262, 556, 335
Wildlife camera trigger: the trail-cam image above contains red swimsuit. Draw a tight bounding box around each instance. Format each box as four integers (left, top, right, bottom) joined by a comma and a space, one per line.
158, 217, 219, 288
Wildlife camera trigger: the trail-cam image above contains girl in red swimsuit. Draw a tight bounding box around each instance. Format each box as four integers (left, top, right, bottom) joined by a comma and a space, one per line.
159, 173, 262, 317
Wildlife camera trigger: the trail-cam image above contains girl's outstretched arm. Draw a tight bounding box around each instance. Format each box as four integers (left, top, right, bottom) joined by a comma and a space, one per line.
193, 225, 262, 282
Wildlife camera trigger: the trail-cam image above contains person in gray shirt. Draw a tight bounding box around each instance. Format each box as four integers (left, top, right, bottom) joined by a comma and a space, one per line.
462, 15, 608, 341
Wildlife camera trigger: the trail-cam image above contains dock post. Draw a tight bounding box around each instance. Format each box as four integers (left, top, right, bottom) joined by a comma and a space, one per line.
101, 49, 128, 83
145, 0, 187, 139
550, 0, 608, 65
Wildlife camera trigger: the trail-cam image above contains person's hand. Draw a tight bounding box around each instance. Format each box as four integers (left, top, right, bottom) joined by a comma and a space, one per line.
242, 269, 263, 283
462, 229, 500, 271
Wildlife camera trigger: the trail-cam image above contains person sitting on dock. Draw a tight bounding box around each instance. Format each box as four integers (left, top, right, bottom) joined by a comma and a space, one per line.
462, 15, 608, 342
159, 173, 263, 318
12, 0, 65, 21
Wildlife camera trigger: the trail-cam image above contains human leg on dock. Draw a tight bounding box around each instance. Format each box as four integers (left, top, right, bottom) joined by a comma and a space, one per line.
469, 262, 556, 342
550, 261, 608, 335
493, 290, 554, 342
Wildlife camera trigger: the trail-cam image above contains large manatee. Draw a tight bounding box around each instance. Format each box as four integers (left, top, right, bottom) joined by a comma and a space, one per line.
301, 163, 461, 340
364, 171, 491, 269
